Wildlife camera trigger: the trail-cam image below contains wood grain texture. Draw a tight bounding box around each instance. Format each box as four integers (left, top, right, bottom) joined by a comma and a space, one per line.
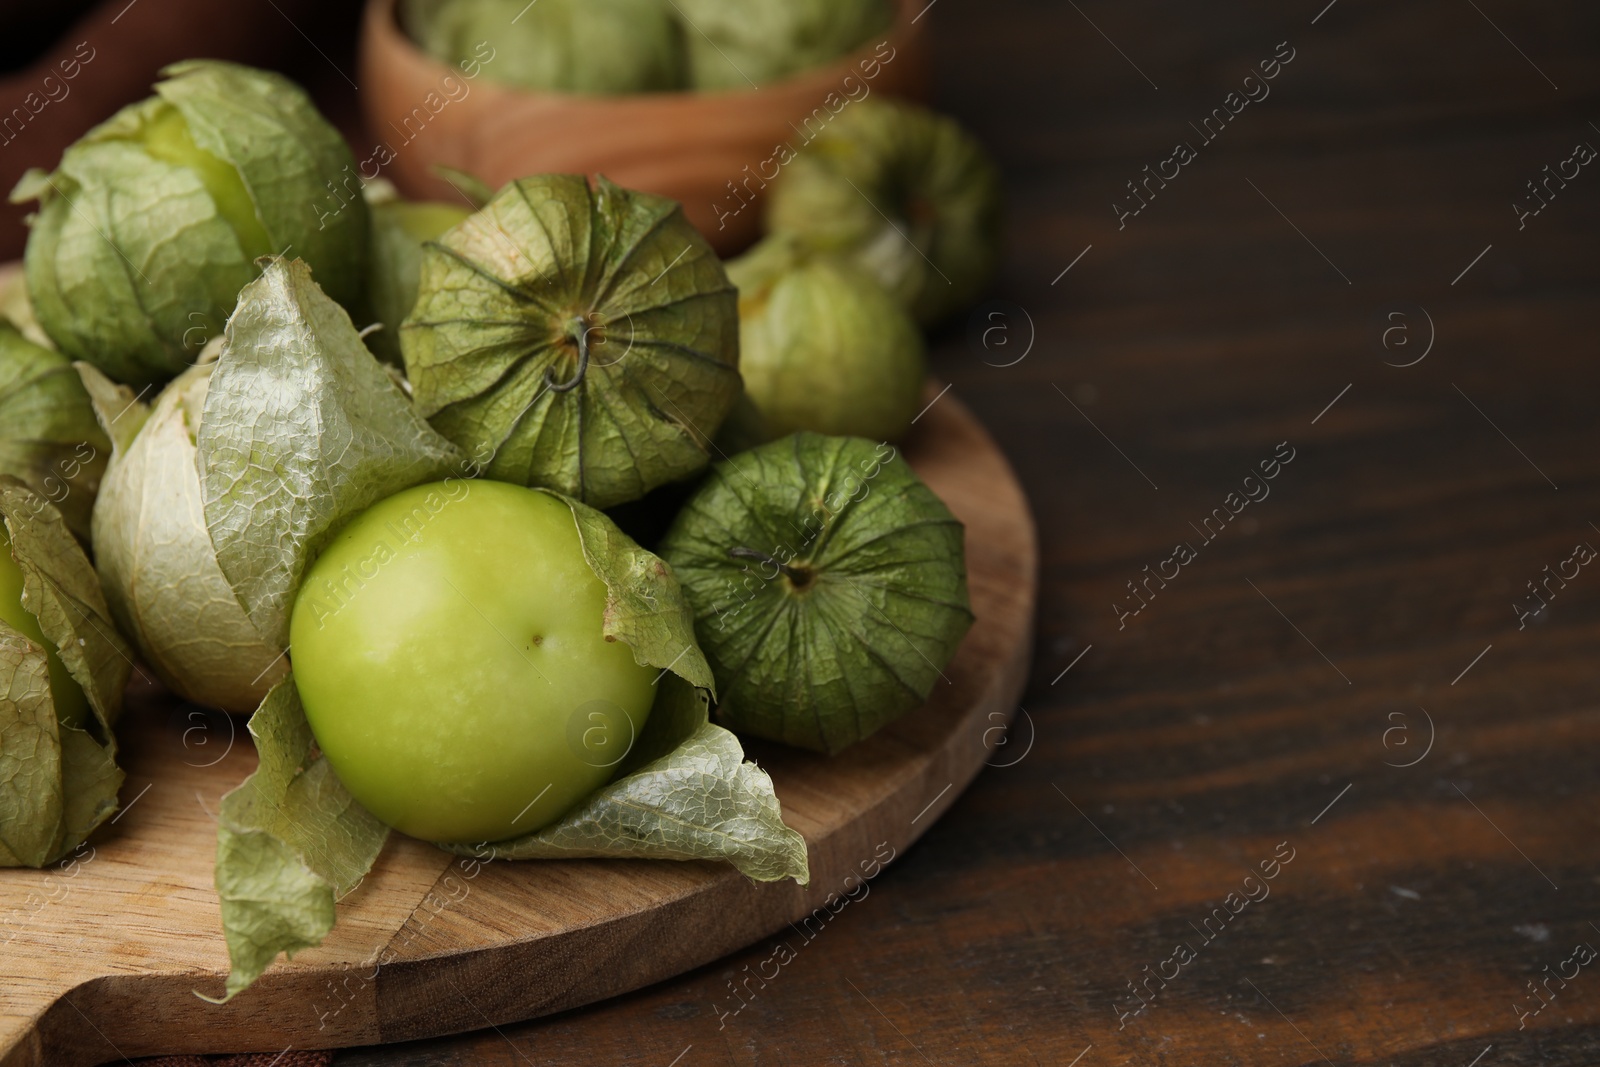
355, 0, 931, 254
0, 389, 1035, 1067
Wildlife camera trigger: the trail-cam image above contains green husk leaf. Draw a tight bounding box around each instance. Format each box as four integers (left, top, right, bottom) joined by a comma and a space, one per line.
660, 433, 974, 753
438, 494, 804, 882
74, 360, 148, 454
199, 256, 466, 651
767, 98, 1003, 326
86, 362, 289, 713
157, 60, 369, 315
0, 322, 111, 539
442, 674, 808, 883
56, 724, 123, 845
0, 267, 56, 350
0, 480, 128, 867
8, 169, 50, 211
402, 174, 742, 509
566, 493, 716, 694
0, 628, 62, 866
2, 479, 131, 730
212, 675, 388, 1001
14, 96, 256, 385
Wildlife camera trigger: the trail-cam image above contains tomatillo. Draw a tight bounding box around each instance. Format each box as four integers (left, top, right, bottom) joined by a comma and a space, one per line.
364, 197, 472, 365
288, 479, 656, 843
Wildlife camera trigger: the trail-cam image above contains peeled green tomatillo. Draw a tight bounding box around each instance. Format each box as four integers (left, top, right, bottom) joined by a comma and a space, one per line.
289, 480, 658, 843
767, 98, 1003, 326
0, 523, 88, 729
727, 236, 924, 443
11, 60, 368, 386
660, 433, 972, 753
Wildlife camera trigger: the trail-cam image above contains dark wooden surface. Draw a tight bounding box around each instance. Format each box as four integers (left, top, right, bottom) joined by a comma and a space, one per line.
320, 1, 1600, 1064
10, 0, 1578, 1061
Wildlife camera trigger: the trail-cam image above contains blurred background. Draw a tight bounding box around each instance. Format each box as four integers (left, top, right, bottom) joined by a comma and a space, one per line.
0, 0, 360, 259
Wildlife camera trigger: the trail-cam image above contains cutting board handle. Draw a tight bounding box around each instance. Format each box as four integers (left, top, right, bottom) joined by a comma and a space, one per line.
1, 980, 69, 1067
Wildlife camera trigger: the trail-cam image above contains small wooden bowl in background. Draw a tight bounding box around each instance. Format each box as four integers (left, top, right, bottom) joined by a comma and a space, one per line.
357, 0, 930, 254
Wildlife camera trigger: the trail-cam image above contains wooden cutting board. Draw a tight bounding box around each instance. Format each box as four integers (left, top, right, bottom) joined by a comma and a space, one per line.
0, 389, 1037, 1066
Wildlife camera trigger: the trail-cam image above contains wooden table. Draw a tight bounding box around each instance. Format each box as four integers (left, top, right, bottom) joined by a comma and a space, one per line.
318, 1, 1600, 1064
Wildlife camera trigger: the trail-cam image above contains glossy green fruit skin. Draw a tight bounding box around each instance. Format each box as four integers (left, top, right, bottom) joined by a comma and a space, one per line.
0, 523, 88, 728
289, 480, 656, 844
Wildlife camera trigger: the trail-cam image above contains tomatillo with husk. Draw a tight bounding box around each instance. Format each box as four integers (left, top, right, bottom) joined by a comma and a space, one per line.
0, 522, 88, 730
0, 321, 109, 540
0, 478, 130, 867
288, 480, 659, 843
10, 60, 368, 386
659, 433, 972, 753
727, 235, 924, 443
402, 174, 742, 509
364, 193, 472, 364
87, 361, 290, 713
766, 98, 1003, 327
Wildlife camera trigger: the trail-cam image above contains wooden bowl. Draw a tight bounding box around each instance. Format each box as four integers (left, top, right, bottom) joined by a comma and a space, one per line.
356, 0, 931, 254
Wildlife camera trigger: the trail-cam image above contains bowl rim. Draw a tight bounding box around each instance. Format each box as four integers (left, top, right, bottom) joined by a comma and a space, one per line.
366, 0, 927, 105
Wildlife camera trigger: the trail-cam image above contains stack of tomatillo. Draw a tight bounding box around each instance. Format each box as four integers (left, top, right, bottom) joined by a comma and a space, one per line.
0, 54, 997, 999
725, 97, 1005, 446
403, 0, 899, 94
